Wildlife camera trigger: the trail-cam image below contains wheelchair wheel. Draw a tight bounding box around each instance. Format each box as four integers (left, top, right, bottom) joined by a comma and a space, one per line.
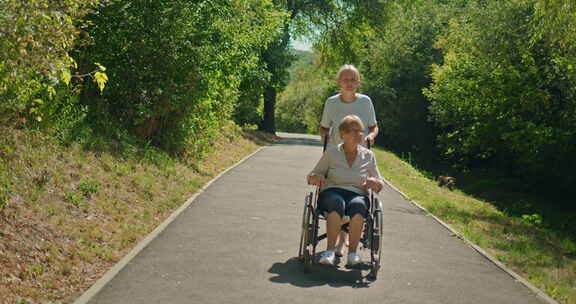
369, 198, 383, 280
298, 192, 315, 272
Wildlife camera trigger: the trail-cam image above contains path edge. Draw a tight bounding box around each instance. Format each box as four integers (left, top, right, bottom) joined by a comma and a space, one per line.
381, 178, 560, 304
73, 146, 266, 304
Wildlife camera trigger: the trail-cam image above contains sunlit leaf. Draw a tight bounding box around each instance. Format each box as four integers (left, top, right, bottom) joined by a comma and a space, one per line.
95, 62, 106, 72
94, 71, 108, 93
47, 86, 56, 100
61, 71, 72, 86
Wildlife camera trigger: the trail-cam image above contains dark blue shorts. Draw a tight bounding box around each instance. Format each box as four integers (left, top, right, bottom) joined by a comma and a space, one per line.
317, 187, 369, 219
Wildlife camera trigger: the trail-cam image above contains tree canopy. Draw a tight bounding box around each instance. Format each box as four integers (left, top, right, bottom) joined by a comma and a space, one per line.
279, 0, 576, 191
1, 0, 575, 188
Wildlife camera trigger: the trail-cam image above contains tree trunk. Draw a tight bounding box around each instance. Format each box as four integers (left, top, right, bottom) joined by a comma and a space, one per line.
261, 86, 276, 134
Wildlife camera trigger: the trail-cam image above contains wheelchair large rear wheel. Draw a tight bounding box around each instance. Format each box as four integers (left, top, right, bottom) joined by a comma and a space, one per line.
369, 198, 383, 280
298, 193, 315, 272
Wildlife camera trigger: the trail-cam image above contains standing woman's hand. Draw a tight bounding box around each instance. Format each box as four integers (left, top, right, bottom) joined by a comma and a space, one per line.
320, 126, 330, 145
365, 134, 375, 146
307, 174, 326, 188
366, 125, 379, 146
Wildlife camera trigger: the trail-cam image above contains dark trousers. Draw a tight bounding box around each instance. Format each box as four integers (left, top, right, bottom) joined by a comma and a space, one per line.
317, 187, 369, 219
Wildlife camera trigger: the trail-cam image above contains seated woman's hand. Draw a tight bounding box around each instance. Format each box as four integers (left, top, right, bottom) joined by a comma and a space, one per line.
364, 177, 383, 193
307, 174, 326, 188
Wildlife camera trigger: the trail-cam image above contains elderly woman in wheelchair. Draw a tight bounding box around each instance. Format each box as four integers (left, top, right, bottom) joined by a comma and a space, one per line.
306, 115, 384, 266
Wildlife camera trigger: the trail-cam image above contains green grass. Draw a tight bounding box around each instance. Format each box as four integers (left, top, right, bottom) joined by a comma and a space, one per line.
373, 147, 576, 304
0, 122, 276, 303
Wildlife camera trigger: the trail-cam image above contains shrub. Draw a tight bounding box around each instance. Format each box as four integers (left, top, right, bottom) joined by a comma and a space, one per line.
78, 179, 100, 196
76, 0, 286, 155
0, 0, 99, 122
425, 0, 576, 188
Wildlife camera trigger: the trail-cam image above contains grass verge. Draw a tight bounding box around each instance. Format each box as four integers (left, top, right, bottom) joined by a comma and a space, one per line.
0, 123, 276, 304
373, 147, 576, 304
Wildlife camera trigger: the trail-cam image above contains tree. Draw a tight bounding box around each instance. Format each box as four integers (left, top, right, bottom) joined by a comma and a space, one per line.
259, 0, 387, 134
0, 0, 100, 123
424, 0, 576, 188
260, 23, 294, 133
76, 0, 286, 154
311, 0, 451, 159
276, 50, 335, 133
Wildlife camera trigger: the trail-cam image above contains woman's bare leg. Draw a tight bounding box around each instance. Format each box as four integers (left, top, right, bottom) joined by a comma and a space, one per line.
326, 211, 342, 251
336, 231, 348, 253
348, 214, 364, 253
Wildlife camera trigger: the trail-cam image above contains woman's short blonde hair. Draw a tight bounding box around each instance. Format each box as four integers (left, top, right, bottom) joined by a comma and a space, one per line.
336, 64, 361, 82
339, 115, 365, 138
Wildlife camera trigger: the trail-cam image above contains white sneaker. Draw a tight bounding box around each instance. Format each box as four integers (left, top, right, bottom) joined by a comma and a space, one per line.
319, 250, 335, 265
347, 252, 362, 266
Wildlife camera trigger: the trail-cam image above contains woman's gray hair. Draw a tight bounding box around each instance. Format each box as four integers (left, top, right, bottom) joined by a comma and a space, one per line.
339, 115, 365, 138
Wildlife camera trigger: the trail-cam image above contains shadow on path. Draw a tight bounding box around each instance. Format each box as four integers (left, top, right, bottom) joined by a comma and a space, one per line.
268, 258, 371, 289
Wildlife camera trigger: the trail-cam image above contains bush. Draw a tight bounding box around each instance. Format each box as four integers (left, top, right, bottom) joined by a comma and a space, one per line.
359, 1, 450, 154
76, 0, 286, 155
0, 0, 99, 122
78, 179, 100, 196
425, 0, 576, 188
276, 51, 335, 133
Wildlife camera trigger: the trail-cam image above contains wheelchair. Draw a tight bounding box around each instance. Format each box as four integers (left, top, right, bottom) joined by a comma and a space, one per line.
298, 138, 383, 280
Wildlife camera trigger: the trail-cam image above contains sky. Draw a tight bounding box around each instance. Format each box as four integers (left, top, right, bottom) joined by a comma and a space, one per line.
291, 38, 312, 51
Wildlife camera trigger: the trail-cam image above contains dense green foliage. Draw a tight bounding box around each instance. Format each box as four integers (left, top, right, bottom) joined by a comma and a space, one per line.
1, 0, 287, 157
282, 0, 448, 153
276, 50, 335, 133
258, 0, 386, 133
0, 0, 99, 123
2, 0, 575, 188
358, 1, 451, 155
280, 0, 575, 191
274, 0, 388, 135
0, 0, 389, 155
425, 0, 576, 187
76, 0, 285, 155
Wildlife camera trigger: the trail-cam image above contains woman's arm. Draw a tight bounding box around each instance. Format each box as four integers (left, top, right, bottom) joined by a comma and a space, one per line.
320, 126, 330, 144
365, 152, 384, 192
365, 177, 383, 193
366, 125, 379, 145
365, 96, 379, 145
319, 99, 332, 144
307, 149, 330, 187
307, 174, 326, 188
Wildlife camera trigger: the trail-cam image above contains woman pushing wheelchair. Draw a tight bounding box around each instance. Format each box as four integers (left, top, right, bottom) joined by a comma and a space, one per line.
319, 64, 379, 259
306, 115, 384, 266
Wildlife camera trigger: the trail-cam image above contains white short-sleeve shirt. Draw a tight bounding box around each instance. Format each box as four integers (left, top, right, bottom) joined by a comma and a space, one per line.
309, 144, 383, 195
320, 93, 378, 148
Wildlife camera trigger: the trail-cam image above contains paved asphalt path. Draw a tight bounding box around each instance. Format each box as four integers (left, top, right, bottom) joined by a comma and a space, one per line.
85, 133, 547, 304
